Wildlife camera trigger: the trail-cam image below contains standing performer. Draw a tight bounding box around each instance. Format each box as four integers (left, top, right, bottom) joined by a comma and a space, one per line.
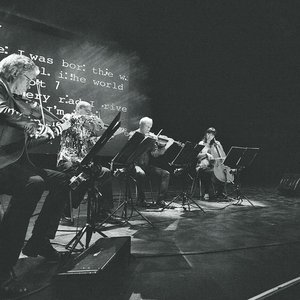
0, 54, 70, 297
57, 101, 117, 224
196, 127, 226, 200
129, 117, 174, 207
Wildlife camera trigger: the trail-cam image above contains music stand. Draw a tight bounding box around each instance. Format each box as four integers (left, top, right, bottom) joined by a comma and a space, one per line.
224, 146, 259, 206
66, 112, 121, 253
162, 141, 205, 212
100, 132, 155, 227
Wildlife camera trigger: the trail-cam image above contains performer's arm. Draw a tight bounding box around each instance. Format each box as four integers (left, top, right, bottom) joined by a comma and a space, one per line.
0, 88, 40, 134
82, 115, 105, 136
151, 138, 174, 157
197, 145, 214, 161
0, 91, 70, 141
27, 115, 71, 148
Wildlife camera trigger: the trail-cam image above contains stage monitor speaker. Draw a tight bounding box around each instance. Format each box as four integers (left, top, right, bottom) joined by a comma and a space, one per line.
55, 236, 131, 299
278, 173, 300, 195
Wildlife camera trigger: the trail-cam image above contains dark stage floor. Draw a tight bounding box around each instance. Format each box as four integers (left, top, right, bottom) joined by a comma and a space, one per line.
1, 183, 300, 300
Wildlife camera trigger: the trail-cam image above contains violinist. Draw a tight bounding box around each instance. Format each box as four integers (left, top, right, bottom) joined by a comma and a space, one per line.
196, 127, 226, 201
0, 54, 71, 297
57, 101, 118, 224
128, 117, 174, 208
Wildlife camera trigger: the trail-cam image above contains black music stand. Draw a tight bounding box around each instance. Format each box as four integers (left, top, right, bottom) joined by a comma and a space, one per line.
100, 132, 155, 227
163, 141, 205, 212
224, 146, 259, 206
66, 112, 121, 253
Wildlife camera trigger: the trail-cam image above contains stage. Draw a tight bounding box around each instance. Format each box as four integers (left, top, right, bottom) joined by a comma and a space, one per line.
2, 183, 300, 300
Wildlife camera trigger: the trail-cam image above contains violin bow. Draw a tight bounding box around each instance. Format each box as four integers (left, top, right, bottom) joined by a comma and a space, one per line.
35, 79, 46, 125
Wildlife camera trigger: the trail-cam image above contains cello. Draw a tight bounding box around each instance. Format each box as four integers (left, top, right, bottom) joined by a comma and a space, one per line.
211, 140, 234, 183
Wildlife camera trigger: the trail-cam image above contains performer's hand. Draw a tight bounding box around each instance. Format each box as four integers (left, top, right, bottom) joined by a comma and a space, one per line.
41, 125, 55, 139
165, 138, 174, 150
24, 122, 38, 137
97, 118, 105, 129
60, 119, 71, 131
206, 153, 214, 160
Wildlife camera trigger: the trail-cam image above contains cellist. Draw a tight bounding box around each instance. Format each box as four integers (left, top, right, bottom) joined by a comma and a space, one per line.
195, 127, 226, 201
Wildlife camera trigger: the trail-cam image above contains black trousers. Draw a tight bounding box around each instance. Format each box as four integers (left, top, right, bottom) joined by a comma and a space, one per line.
134, 164, 170, 201
197, 167, 224, 196
0, 160, 69, 271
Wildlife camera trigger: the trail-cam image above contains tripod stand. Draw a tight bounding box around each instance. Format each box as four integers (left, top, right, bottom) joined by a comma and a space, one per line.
162, 141, 205, 212
223, 146, 259, 207
163, 168, 205, 212
98, 169, 154, 227
106, 132, 157, 227
66, 177, 108, 253
227, 167, 255, 206
65, 111, 122, 253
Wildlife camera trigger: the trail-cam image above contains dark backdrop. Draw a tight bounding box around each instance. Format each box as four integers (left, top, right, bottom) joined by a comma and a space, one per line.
1, 0, 299, 184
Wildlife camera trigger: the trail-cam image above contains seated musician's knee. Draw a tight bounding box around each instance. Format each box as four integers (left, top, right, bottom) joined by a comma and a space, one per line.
26, 176, 46, 193
99, 166, 111, 179
15, 176, 45, 210
135, 166, 146, 177
161, 170, 170, 180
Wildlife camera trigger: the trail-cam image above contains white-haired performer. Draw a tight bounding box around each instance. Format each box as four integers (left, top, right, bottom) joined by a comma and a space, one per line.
0, 54, 71, 297
128, 117, 174, 208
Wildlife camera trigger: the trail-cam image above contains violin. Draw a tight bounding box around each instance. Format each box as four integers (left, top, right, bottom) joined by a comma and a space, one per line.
13, 94, 62, 125
147, 131, 184, 147
156, 134, 184, 147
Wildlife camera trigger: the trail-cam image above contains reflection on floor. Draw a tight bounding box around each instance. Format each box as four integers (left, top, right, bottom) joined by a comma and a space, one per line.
2, 184, 300, 300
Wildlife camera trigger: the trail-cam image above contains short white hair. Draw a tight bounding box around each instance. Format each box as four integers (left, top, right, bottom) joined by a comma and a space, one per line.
75, 101, 91, 112
0, 54, 39, 83
139, 117, 153, 126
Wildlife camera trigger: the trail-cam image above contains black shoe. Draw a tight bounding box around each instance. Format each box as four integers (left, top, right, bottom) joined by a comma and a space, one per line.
106, 215, 123, 225
97, 212, 122, 225
22, 237, 62, 262
136, 200, 150, 208
60, 216, 74, 226
137, 192, 145, 203
215, 193, 230, 202
0, 278, 28, 298
156, 200, 167, 208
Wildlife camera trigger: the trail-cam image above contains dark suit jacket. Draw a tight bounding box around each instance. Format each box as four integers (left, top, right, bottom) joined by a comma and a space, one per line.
0, 79, 50, 169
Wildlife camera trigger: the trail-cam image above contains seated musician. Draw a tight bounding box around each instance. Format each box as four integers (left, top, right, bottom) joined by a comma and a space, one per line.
0, 54, 71, 297
196, 127, 226, 201
128, 117, 174, 208
57, 101, 117, 224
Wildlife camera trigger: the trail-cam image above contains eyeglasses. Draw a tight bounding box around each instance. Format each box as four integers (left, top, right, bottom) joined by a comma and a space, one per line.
82, 108, 92, 114
23, 74, 35, 83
